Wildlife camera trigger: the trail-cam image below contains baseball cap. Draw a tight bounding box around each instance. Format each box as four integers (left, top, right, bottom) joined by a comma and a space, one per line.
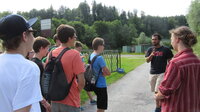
0, 14, 38, 40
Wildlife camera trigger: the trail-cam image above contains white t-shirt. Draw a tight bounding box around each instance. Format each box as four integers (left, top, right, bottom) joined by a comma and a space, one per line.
0, 53, 43, 112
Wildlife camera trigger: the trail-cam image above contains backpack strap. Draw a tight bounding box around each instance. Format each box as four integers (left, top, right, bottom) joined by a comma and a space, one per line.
48, 51, 53, 61
56, 47, 70, 61
56, 47, 76, 84
88, 55, 91, 64
89, 54, 102, 84
91, 55, 100, 65
47, 47, 70, 62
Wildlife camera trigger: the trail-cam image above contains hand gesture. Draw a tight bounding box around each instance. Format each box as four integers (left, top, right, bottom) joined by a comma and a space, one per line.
41, 99, 51, 112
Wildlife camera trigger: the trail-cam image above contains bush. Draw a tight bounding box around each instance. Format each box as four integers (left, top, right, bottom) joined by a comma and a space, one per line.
193, 36, 200, 57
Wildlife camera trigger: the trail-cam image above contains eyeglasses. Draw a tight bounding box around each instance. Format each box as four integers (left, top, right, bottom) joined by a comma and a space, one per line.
27, 29, 37, 32
73, 34, 77, 38
26, 29, 37, 36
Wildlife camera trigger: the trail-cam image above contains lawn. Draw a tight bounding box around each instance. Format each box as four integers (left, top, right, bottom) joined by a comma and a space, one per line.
80, 56, 145, 104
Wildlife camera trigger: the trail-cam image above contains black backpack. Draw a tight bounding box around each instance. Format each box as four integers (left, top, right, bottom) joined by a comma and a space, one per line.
42, 47, 74, 101
84, 55, 101, 91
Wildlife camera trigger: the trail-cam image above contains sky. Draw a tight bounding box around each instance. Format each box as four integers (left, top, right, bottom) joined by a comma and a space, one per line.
0, 0, 193, 17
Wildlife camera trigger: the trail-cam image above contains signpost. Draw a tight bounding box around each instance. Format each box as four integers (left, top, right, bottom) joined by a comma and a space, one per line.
41, 19, 51, 37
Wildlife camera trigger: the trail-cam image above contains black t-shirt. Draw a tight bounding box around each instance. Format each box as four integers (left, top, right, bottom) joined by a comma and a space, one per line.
31, 57, 44, 83
31, 57, 46, 111
145, 46, 173, 74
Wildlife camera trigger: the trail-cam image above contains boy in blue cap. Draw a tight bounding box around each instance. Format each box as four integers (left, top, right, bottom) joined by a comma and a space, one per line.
0, 14, 43, 112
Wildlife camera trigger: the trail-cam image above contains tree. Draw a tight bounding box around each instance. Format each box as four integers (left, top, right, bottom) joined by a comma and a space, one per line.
57, 6, 66, 18
120, 11, 127, 24
187, 0, 200, 34
83, 25, 98, 48
93, 21, 109, 36
78, 2, 93, 25
0, 11, 12, 18
46, 5, 56, 18
68, 21, 86, 43
187, 0, 200, 56
137, 32, 148, 44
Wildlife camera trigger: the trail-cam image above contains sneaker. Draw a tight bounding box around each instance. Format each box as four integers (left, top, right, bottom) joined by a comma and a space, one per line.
90, 100, 97, 105
155, 107, 161, 112
80, 106, 85, 111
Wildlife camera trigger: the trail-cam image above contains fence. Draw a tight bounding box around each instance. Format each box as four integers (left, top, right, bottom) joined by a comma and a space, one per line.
82, 50, 121, 73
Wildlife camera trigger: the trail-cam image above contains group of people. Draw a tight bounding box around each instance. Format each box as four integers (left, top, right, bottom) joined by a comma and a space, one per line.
146, 28, 200, 112
0, 14, 110, 112
0, 14, 200, 112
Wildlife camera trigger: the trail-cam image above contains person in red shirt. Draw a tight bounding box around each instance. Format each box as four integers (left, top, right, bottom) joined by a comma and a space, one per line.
49, 24, 85, 112
155, 26, 200, 112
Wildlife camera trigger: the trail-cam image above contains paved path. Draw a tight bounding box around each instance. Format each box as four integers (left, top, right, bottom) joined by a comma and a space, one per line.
82, 63, 155, 112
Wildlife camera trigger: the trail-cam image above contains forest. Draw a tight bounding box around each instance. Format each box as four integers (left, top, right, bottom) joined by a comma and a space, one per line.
0, 1, 189, 49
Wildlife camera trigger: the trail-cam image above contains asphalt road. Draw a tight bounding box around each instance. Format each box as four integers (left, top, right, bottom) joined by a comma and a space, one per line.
82, 62, 155, 112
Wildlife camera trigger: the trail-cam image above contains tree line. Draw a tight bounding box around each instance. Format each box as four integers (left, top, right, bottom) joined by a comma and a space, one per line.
187, 0, 200, 56
0, 1, 188, 49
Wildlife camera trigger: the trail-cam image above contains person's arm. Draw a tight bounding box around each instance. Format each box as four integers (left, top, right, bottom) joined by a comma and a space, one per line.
41, 98, 51, 112
14, 105, 31, 112
77, 73, 85, 91
146, 51, 155, 63
158, 62, 181, 97
102, 67, 111, 76
155, 90, 165, 100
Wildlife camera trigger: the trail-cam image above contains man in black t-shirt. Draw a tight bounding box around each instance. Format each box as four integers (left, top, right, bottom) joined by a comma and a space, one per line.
32, 36, 51, 112
145, 33, 173, 112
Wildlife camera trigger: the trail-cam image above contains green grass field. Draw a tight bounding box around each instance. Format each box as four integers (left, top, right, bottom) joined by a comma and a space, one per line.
80, 57, 145, 104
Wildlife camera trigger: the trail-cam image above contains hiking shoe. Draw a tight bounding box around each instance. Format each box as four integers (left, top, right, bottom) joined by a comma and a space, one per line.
80, 106, 85, 111
90, 100, 97, 105
155, 107, 161, 112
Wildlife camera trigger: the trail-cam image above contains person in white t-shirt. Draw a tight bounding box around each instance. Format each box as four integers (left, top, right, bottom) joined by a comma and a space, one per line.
0, 14, 43, 112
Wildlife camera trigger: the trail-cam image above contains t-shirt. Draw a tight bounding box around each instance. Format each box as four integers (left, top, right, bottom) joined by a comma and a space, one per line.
90, 53, 107, 88
31, 57, 44, 77
31, 57, 44, 96
0, 53, 42, 112
80, 53, 85, 62
42, 45, 58, 63
50, 46, 85, 108
145, 46, 173, 74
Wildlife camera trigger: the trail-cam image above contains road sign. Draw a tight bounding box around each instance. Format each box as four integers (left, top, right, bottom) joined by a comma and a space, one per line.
41, 19, 51, 30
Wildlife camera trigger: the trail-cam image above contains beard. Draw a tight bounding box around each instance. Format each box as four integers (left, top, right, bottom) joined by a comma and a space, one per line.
152, 43, 159, 46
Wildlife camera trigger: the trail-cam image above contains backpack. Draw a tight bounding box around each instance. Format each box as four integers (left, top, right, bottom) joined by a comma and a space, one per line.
42, 47, 74, 101
84, 55, 101, 91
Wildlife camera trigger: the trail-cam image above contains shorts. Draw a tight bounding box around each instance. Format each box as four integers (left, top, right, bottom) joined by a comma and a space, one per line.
149, 73, 164, 93
94, 87, 108, 110
51, 102, 80, 112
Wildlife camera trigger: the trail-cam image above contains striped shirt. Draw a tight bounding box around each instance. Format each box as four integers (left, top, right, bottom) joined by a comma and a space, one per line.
159, 49, 200, 112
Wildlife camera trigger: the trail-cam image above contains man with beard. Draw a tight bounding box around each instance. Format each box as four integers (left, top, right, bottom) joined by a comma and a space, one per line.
145, 33, 173, 112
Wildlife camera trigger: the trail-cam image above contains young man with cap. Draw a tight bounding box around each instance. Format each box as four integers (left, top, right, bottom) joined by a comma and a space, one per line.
0, 14, 43, 112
